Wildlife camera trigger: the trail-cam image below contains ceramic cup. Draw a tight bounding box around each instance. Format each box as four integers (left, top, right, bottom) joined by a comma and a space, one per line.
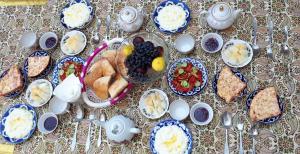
174, 34, 195, 54
201, 33, 223, 53
37, 112, 58, 134
190, 102, 213, 125
48, 96, 70, 115
39, 32, 58, 50
20, 31, 37, 49
169, 99, 190, 121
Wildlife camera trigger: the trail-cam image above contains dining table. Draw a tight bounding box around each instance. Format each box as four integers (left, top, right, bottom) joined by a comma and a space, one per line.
0, 0, 300, 153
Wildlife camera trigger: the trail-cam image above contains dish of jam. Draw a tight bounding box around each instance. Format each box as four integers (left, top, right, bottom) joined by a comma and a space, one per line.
44, 116, 58, 131
204, 38, 219, 52
193, 107, 209, 122
45, 37, 57, 48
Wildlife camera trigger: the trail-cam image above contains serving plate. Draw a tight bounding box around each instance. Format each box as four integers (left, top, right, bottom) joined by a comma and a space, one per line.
153, 0, 191, 34
60, 0, 94, 30
150, 119, 192, 154
23, 50, 53, 79
0, 104, 37, 144
221, 39, 253, 68
0, 68, 28, 98
52, 56, 85, 87
60, 30, 87, 56
246, 89, 284, 124
167, 58, 208, 96
25, 79, 53, 107
212, 68, 248, 100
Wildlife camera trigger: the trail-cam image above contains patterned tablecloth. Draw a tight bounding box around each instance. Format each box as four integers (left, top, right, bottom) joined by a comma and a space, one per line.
0, 0, 300, 153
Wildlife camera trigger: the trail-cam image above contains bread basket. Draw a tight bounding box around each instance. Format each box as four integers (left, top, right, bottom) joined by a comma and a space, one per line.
80, 38, 133, 108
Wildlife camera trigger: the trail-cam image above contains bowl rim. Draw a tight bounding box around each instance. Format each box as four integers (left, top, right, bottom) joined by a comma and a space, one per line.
189, 102, 213, 125
174, 34, 195, 53
39, 32, 58, 50
60, 30, 87, 56
201, 33, 223, 53
169, 99, 190, 121
37, 112, 58, 134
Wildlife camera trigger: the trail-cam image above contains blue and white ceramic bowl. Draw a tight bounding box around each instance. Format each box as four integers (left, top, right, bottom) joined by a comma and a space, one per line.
212, 68, 248, 100
167, 58, 208, 96
150, 119, 192, 154
153, 0, 191, 34
246, 89, 284, 124
23, 50, 52, 79
51, 56, 85, 87
0, 104, 37, 144
60, 0, 94, 30
0, 67, 27, 98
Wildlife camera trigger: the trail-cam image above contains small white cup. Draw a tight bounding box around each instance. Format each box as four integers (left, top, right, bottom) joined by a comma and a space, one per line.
20, 31, 37, 49
39, 32, 58, 50
174, 34, 195, 54
49, 96, 70, 115
201, 33, 223, 53
38, 112, 58, 134
169, 99, 190, 121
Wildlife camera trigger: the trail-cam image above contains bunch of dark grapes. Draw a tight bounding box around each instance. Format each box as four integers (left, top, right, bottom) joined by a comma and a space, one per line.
125, 37, 164, 82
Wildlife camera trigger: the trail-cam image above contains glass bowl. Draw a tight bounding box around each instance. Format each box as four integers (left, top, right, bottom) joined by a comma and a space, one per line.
116, 32, 169, 84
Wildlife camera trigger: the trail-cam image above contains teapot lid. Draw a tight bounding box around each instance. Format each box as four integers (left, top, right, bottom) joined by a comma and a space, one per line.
119, 6, 137, 24
108, 119, 125, 136
211, 2, 232, 21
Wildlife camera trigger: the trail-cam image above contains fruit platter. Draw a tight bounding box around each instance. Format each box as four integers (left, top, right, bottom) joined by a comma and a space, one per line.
0, 0, 297, 153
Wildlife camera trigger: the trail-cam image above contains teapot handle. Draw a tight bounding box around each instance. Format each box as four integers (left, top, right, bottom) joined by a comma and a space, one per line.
130, 128, 141, 134
200, 10, 208, 26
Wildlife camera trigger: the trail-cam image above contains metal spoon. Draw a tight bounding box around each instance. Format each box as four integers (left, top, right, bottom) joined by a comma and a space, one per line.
92, 19, 101, 44
97, 113, 106, 147
70, 105, 84, 152
105, 15, 111, 40
250, 124, 259, 154
236, 116, 244, 154
85, 111, 95, 153
221, 111, 233, 154
252, 16, 260, 56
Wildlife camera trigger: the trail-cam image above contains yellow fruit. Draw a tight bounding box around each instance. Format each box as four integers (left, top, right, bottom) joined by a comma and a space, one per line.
122, 44, 134, 56
152, 57, 165, 72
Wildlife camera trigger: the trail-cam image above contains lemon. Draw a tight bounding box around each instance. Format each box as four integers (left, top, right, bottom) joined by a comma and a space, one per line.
122, 44, 134, 56
152, 57, 165, 72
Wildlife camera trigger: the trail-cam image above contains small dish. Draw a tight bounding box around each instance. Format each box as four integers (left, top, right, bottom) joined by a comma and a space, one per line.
60, 30, 87, 55
25, 79, 53, 107
139, 89, 169, 119
201, 33, 223, 53
174, 34, 195, 54
190, 102, 213, 125
39, 32, 58, 50
48, 96, 70, 115
20, 31, 37, 49
169, 99, 189, 121
37, 112, 58, 134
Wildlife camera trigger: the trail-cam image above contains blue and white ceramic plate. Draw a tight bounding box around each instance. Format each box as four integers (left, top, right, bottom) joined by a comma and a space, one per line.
212, 68, 248, 100
153, 0, 191, 34
0, 104, 37, 144
51, 56, 85, 87
167, 58, 208, 96
60, 0, 94, 30
0, 67, 27, 98
246, 89, 284, 124
23, 50, 53, 79
150, 119, 192, 154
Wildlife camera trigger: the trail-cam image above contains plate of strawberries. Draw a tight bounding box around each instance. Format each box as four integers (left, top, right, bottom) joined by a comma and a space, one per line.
167, 58, 208, 96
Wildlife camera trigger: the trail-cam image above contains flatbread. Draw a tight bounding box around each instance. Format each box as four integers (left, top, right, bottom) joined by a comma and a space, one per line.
217, 66, 247, 103
102, 50, 117, 69
108, 74, 128, 98
250, 87, 281, 122
93, 76, 112, 100
28, 56, 50, 77
84, 60, 103, 88
0, 65, 23, 96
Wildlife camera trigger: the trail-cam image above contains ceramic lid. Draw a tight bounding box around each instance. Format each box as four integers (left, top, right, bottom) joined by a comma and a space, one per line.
108, 119, 125, 136
120, 6, 137, 24
211, 2, 232, 21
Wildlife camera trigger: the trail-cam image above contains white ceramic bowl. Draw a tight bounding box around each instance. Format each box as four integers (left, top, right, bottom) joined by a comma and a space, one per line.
60, 30, 87, 55
201, 33, 223, 53
190, 102, 213, 125
38, 112, 58, 134
139, 89, 169, 119
48, 96, 70, 115
25, 79, 53, 107
20, 31, 37, 49
39, 32, 58, 50
169, 99, 190, 121
174, 34, 195, 54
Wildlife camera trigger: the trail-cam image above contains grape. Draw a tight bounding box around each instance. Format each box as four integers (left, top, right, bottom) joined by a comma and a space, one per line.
133, 37, 144, 46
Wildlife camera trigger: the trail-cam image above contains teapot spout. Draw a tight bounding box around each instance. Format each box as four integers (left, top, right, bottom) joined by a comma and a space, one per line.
234, 9, 242, 19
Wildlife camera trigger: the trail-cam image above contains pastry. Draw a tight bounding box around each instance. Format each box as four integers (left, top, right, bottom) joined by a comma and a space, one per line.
249, 87, 281, 122
28, 56, 50, 77
102, 50, 117, 68
116, 50, 128, 76
217, 66, 247, 103
101, 58, 116, 77
0, 65, 23, 96
108, 74, 128, 98
84, 60, 103, 88
93, 76, 112, 100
